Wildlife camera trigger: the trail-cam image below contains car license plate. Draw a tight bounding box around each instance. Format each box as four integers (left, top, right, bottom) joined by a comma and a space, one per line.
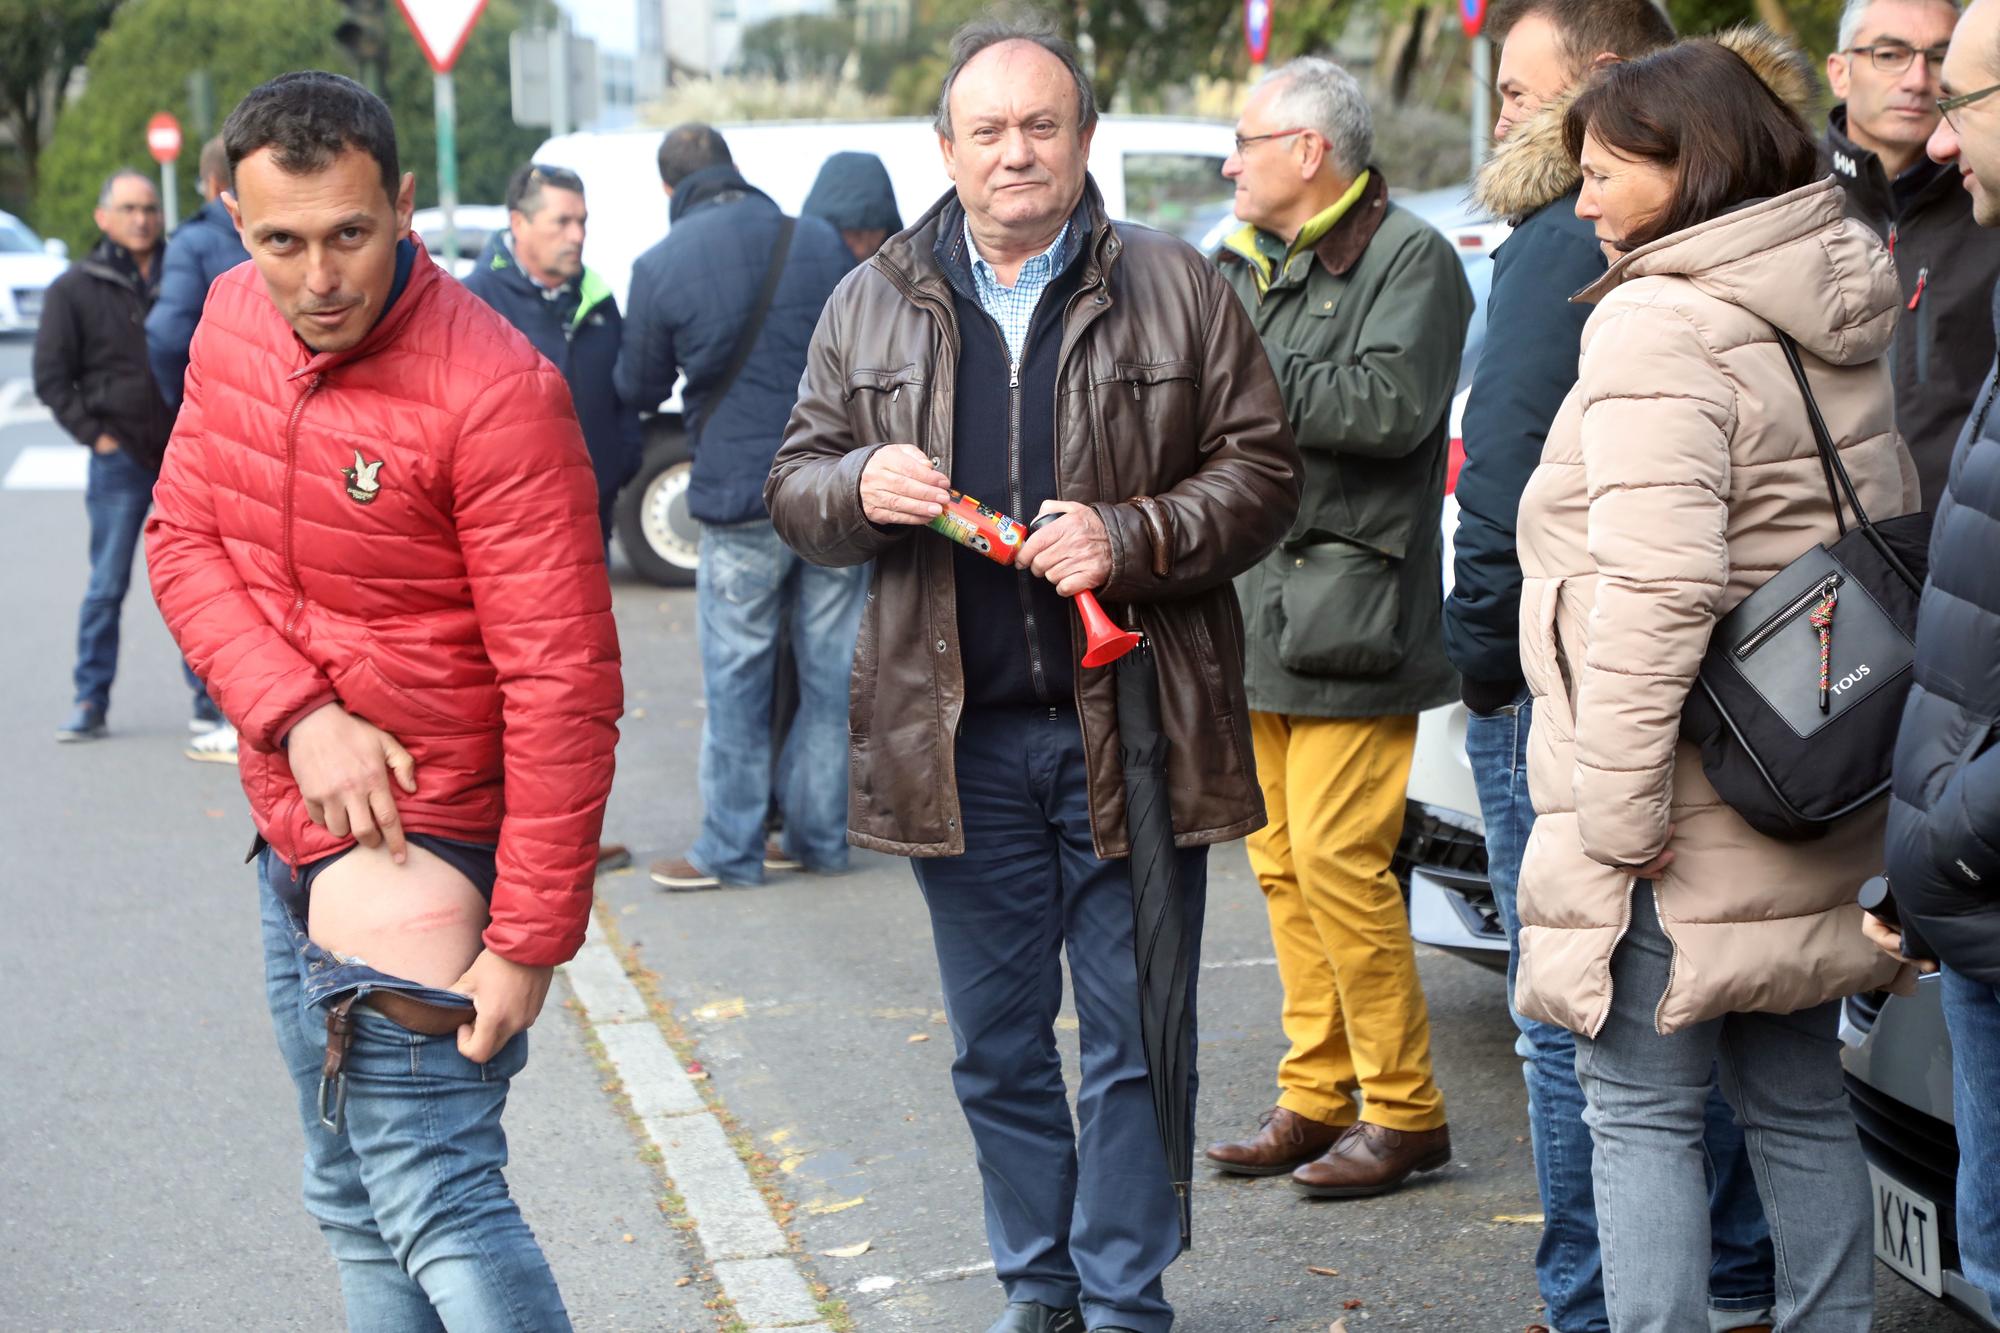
1871, 1163, 1944, 1297
14, 290, 41, 321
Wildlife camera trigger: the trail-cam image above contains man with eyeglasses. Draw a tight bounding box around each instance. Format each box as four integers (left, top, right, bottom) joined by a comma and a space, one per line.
1868, 0, 2000, 1306
1204, 56, 1472, 1201
1825, 0, 2000, 505
33, 167, 181, 743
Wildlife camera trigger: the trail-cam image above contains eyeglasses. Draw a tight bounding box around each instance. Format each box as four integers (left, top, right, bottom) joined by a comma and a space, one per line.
1939, 80, 2000, 130
1845, 42, 1951, 74
1232, 127, 1312, 155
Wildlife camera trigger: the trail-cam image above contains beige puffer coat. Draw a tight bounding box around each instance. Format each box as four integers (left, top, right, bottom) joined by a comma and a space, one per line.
1514, 178, 1920, 1037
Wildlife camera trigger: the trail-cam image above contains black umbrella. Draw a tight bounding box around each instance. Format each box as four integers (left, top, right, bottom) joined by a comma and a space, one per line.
1115, 639, 1196, 1251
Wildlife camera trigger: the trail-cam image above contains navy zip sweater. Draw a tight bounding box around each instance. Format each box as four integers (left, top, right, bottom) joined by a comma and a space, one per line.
933, 207, 1088, 710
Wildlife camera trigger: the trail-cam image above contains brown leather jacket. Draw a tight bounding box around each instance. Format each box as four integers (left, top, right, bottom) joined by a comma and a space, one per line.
766, 181, 1302, 859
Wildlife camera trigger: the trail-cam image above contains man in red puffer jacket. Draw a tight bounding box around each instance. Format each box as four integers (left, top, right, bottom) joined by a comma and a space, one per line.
146, 72, 619, 1329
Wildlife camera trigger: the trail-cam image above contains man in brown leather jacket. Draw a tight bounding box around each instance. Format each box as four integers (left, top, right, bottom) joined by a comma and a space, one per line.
765, 20, 1299, 1333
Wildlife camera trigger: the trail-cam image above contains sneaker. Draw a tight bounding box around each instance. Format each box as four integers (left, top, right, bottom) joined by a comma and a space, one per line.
56, 703, 107, 743
596, 843, 633, 873
185, 722, 238, 765
650, 856, 722, 891
189, 699, 223, 733
763, 839, 802, 872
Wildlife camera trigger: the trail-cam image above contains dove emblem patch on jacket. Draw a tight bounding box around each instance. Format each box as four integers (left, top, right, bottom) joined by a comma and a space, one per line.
342, 451, 384, 504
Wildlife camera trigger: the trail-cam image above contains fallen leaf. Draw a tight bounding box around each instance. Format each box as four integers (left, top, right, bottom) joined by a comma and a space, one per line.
805, 1196, 866, 1216
621, 1233, 635, 1243
907, 1033, 930, 1043
778, 1154, 807, 1174
1343, 1298, 1364, 1310
821, 1241, 872, 1258
1492, 1213, 1545, 1225
1306, 1266, 1340, 1277
674, 1277, 691, 1288
693, 997, 747, 1022
630, 707, 648, 720
686, 1062, 709, 1080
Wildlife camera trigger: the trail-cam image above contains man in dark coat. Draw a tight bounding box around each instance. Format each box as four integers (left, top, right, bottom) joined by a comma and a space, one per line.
1877, 0, 2000, 1301
1438, 2, 1776, 1329
615, 124, 860, 892
464, 161, 642, 544
34, 167, 190, 743
146, 136, 250, 412
1824, 0, 2000, 506
801, 150, 903, 261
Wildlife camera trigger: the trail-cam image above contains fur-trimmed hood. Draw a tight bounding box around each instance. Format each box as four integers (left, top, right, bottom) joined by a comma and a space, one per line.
1474, 24, 1818, 223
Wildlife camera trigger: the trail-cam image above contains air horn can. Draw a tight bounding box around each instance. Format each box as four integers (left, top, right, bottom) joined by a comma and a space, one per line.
925, 490, 1141, 668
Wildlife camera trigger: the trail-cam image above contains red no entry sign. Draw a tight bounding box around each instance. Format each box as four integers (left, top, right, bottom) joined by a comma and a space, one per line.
147, 112, 182, 164
1244, 0, 1273, 64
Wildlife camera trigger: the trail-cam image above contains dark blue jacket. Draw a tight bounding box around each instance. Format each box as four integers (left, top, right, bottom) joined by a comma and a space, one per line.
144, 198, 248, 411
463, 231, 643, 521
614, 164, 854, 525
1886, 291, 2000, 982
1441, 187, 1605, 712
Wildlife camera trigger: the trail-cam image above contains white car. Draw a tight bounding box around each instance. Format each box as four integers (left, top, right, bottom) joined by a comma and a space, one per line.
0, 211, 70, 332
531, 116, 1242, 586
411, 204, 510, 279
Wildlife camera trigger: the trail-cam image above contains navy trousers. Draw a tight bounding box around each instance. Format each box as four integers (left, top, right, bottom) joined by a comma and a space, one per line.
911, 704, 1206, 1333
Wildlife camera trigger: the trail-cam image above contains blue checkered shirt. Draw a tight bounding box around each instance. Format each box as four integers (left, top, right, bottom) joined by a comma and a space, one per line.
965, 217, 1079, 366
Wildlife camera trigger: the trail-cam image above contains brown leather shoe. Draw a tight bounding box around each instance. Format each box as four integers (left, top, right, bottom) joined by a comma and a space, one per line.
1204, 1106, 1348, 1176
1291, 1122, 1452, 1197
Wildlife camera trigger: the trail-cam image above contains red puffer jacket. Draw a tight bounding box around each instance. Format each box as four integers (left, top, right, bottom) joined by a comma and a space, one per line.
146, 242, 622, 968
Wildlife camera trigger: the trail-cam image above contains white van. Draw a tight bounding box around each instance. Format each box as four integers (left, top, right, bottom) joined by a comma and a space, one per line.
531, 116, 1238, 585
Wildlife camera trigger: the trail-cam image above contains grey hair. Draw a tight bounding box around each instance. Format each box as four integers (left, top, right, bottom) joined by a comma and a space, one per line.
1257, 57, 1373, 180
1837, 0, 1959, 50
97, 167, 155, 208
933, 14, 1098, 140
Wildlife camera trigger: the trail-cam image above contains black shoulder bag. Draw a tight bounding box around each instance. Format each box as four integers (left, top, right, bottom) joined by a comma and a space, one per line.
690, 215, 795, 445
1679, 332, 1932, 841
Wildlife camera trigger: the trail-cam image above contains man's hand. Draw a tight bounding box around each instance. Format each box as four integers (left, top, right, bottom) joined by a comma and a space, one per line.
287, 702, 417, 861
1020, 501, 1113, 597
1862, 912, 1940, 974
449, 949, 555, 1063
860, 443, 949, 525
92, 434, 120, 456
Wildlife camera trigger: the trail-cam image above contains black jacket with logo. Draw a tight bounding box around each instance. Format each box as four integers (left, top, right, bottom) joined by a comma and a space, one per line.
1826, 107, 2000, 507
33, 237, 173, 471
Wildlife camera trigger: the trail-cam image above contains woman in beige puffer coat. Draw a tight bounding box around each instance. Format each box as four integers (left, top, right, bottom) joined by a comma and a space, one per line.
1512, 30, 1919, 1331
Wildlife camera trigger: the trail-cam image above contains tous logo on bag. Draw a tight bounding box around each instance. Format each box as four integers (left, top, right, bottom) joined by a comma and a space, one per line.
1831, 664, 1874, 696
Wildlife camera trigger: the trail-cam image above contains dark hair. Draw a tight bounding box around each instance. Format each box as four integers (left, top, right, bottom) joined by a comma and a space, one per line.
505, 161, 586, 216
222, 70, 398, 199
197, 135, 230, 191
1564, 38, 1822, 251
1487, 0, 1675, 75
933, 14, 1098, 139
655, 123, 731, 188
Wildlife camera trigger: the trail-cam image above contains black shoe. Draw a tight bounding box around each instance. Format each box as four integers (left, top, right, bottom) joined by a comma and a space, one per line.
985, 1303, 1084, 1333
57, 702, 107, 743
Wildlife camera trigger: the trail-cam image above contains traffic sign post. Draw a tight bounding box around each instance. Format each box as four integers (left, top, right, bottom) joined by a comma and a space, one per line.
395, 0, 487, 266
1244, 0, 1273, 77
147, 112, 182, 232
1463, 0, 1490, 171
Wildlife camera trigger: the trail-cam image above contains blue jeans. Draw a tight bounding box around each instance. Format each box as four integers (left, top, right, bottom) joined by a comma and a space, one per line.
691, 520, 867, 883
1466, 698, 1773, 1332
912, 705, 1206, 1333
1941, 967, 2000, 1302
258, 850, 571, 1331
75, 447, 208, 716
1576, 885, 1871, 1333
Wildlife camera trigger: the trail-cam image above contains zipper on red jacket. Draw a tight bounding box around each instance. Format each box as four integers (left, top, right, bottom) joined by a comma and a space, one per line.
280, 374, 325, 640
280, 373, 324, 875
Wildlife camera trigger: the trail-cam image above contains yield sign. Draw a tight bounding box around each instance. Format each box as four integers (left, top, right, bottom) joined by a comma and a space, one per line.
395, 0, 488, 74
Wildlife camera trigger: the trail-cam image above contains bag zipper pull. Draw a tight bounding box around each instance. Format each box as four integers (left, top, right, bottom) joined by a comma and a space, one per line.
1907, 267, 1928, 311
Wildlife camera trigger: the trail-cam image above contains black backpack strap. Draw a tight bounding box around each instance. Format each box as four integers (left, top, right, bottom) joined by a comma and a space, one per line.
693, 215, 796, 442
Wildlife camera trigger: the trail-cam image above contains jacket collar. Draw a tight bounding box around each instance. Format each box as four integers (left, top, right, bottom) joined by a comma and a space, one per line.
480, 230, 613, 329
78, 235, 159, 298
668, 163, 770, 225
871, 174, 1122, 304
1825, 105, 1958, 222
1215, 168, 1390, 288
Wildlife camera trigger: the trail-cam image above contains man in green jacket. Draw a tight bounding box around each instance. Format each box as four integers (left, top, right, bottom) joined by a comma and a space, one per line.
1204, 56, 1473, 1199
